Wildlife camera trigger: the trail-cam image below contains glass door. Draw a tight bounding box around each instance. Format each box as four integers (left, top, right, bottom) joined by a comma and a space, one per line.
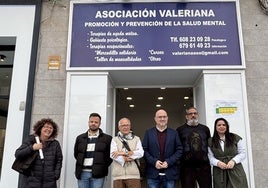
0, 36, 15, 176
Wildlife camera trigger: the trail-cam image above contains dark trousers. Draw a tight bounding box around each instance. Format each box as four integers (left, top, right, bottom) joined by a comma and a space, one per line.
181, 164, 212, 188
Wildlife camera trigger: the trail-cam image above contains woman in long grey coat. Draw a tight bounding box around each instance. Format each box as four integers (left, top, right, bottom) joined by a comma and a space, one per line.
14, 118, 63, 188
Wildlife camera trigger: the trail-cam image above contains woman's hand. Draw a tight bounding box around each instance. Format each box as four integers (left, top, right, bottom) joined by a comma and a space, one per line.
217, 161, 227, 169
32, 143, 42, 151
227, 160, 235, 169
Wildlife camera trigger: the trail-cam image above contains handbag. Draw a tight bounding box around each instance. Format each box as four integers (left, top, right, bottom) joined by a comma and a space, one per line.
12, 152, 38, 176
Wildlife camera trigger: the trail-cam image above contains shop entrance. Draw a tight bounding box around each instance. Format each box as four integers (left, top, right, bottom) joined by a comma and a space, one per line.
62, 70, 254, 188
115, 87, 193, 138
115, 87, 193, 188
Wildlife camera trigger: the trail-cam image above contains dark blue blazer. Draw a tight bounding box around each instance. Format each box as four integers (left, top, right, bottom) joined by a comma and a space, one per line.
142, 127, 183, 180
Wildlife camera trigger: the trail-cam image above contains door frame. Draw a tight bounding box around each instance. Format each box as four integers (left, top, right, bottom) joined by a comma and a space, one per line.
0, 1, 41, 187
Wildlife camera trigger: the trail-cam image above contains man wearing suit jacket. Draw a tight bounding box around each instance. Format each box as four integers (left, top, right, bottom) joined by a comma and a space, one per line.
142, 109, 183, 188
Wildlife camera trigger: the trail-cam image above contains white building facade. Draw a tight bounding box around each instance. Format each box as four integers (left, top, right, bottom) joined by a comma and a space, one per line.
0, 0, 267, 187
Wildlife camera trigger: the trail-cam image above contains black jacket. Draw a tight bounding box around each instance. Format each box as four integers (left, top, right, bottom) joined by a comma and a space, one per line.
15, 134, 63, 188
74, 128, 112, 179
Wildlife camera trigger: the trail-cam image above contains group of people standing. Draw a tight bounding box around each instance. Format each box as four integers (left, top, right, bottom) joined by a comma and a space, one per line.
13, 107, 248, 188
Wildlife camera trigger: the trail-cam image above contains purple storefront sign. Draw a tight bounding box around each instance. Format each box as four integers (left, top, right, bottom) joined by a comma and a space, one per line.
70, 2, 242, 68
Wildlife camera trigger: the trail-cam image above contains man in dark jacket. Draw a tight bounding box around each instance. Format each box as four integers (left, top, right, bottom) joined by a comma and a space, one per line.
176, 107, 212, 188
142, 109, 183, 188
74, 113, 112, 188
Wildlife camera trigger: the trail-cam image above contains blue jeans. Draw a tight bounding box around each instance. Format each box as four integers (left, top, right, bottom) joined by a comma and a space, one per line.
78, 171, 105, 188
147, 176, 175, 188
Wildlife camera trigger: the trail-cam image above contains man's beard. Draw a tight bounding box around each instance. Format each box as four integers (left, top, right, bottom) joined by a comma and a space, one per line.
187, 118, 199, 126
90, 126, 98, 132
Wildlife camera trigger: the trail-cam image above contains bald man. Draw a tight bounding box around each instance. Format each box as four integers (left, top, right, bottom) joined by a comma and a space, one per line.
142, 109, 183, 188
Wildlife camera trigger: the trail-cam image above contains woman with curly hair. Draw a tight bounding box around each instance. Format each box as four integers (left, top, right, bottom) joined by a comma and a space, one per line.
208, 117, 248, 188
14, 118, 63, 188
